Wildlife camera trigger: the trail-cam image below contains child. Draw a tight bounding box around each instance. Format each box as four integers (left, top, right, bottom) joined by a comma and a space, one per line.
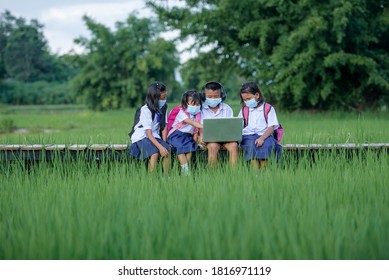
199, 81, 239, 167
237, 81, 280, 170
167, 90, 203, 175
129, 82, 171, 173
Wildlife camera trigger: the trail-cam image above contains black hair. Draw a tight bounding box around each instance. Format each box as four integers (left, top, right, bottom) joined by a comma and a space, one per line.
239, 81, 264, 107
203, 81, 227, 101
181, 89, 202, 110
205, 81, 222, 91
145, 81, 166, 115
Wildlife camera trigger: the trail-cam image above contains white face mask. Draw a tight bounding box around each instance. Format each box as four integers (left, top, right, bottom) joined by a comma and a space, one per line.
244, 98, 259, 108
205, 98, 222, 108
187, 105, 201, 115
158, 99, 166, 109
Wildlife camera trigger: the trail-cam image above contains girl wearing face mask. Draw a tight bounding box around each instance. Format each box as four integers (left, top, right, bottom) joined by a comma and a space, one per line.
129, 82, 171, 173
167, 90, 203, 175
237, 82, 280, 170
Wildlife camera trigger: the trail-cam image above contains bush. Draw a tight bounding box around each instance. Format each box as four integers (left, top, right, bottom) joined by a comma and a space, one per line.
0, 80, 75, 105
0, 118, 16, 133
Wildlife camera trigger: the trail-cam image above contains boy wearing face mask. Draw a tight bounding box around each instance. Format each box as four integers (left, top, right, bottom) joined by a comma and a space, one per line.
167, 90, 203, 175
199, 81, 239, 167
237, 81, 280, 170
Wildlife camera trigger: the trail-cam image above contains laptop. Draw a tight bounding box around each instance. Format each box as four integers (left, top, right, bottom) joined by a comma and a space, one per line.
202, 117, 243, 142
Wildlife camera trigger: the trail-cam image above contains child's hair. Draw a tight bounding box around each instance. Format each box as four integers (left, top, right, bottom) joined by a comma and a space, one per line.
181, 89, 202, 110
145, 81, 166, 113
203, 81, 226, 101
239, 81, 264, 106
205, 82, 222, 92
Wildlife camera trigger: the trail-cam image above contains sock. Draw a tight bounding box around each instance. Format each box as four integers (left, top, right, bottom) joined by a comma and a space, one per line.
181, 163, 189, 175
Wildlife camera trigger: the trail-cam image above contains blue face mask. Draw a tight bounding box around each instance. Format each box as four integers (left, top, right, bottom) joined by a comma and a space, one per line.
159, 99, 166, 109
187, 105, 201, 115
244, 98, 259, 108
205, 98, 222, 108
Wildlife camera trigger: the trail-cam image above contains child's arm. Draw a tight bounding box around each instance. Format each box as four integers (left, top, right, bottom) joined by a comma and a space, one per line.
193, 132, 199, 143
197, 128, 205, 146
161, 126, 167, 142
183, 118, 203, 129
146, 129, 169, 157
255, 126, 274, 147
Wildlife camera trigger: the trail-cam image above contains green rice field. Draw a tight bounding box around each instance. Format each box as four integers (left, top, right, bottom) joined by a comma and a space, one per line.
0, 103, 388, 144
1, 105, 388, 259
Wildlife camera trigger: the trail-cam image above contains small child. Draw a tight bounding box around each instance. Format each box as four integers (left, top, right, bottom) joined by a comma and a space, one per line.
129, 82, 171, 173
237, 82, 280, 170
167, 90, 203, 175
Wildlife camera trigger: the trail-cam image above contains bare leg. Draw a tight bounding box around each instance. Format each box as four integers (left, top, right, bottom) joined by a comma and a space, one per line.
260, 159, 267, 169
177, 153, 190, 175
207, 142, 220, 167
177, 154, 187, 165
162, 153, 171, 175
148, 153, 159, 172
251, 159, 260, 170
223, 142, 239, 167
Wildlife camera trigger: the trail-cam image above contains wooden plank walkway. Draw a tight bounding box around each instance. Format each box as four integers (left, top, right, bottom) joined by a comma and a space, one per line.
0, 143, 388, 161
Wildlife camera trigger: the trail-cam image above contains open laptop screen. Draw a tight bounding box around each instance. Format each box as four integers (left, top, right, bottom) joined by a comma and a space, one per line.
202, 117, 243, 142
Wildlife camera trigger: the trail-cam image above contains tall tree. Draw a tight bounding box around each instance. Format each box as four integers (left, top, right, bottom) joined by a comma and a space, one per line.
180, 51, 244, 100
71, 14, 180, 110
148, 0, 389, 110
0, 10, 75, 83
1, 11, 48, 82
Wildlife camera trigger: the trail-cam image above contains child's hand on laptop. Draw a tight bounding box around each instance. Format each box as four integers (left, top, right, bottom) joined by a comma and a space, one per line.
197, 136, 206, 148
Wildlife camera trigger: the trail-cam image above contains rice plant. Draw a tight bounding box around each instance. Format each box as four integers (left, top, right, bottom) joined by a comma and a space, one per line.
1, 150, 388, 260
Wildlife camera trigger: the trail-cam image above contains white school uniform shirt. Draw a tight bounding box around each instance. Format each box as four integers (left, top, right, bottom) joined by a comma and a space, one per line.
201, 103, 234, 123
237, 103, 279, 136
131, 105, 162, 143
172, 109, 200, 134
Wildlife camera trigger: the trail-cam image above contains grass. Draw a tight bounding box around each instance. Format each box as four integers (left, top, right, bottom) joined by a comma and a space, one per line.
0, 151, 388, 260
0, 103, 388, 144
0, 104, 388, 260
0, 105, 132, 144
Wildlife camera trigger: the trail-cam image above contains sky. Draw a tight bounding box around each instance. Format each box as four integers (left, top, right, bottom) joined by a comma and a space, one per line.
1, 0, 195, 62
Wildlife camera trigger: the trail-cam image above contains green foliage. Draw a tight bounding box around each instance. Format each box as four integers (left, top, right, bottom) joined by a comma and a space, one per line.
1, 104, 388, 145
0, 10, 79, 106
0, 80, 75, 105
71, 15, 181, 111
148, 0, 389, 111
1, 152, 388, 259
179, 52, 245, 100
0, 10, 76, 84
0, 117, 15, 133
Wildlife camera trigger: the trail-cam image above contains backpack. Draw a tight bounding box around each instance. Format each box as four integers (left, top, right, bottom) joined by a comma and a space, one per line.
242, 102, 284, 144
167, 105, 201, 138
129, 103, 167, 138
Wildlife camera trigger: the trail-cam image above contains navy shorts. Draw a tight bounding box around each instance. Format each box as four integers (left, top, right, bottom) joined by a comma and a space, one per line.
167, 130, 198, 155
129, 137, 171, 160
240, 134, 276, 161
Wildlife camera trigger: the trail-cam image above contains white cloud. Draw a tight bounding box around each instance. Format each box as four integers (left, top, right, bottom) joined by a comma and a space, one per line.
41, 1, 151, 28
37, 1, 152, 54
4, 0, 196, 62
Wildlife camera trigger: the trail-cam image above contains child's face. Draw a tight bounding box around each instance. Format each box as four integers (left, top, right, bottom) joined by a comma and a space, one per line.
187, 97, 200, 106
241, 92, 259, 102
205, 90, 221, 99
160, 91, 167, 101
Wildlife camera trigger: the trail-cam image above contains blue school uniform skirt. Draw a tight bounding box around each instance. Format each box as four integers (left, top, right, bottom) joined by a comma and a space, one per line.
240, 134, 276, 161
129, 137, 171, 160
167, 130, 197, 155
